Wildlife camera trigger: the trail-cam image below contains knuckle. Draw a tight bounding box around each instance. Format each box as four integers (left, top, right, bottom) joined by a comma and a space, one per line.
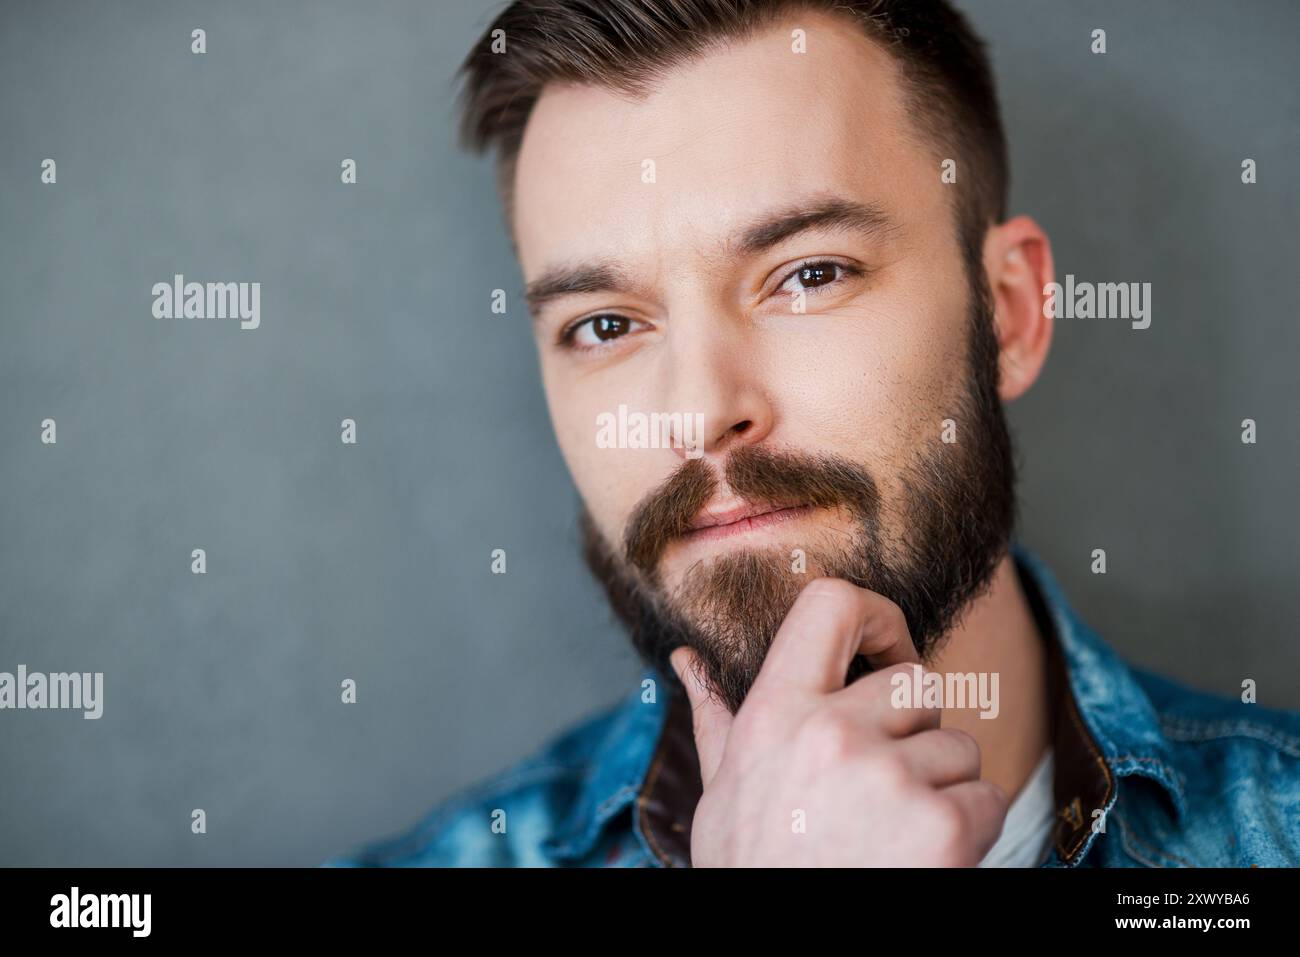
799, 708, 861, 765
942, 728, 981, 769
862, 750, 911, 792
923, 797, 968, 854
982, 780, 1011, 815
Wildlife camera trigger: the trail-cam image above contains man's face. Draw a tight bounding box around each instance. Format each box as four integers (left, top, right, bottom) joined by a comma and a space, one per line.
511, 12, 1014, 713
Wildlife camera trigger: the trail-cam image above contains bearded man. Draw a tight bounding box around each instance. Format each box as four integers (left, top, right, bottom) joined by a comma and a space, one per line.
328, 0, 1300, 868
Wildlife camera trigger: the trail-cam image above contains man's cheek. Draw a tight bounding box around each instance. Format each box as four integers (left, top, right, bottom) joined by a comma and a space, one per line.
572, 462, 643, 548
548, 400, 608, 486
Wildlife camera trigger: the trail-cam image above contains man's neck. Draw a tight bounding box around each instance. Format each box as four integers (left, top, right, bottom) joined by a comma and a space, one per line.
926, 551, 1052, 803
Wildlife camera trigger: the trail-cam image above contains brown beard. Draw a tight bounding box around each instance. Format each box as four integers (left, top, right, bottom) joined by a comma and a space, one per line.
578, 264, 1016, 716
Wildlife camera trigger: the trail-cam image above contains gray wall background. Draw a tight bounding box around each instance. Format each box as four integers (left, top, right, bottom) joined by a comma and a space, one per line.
0, 0, 1296, 865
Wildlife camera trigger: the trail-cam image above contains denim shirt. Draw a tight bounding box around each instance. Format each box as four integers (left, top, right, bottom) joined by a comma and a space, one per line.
325, 544, 1300, 867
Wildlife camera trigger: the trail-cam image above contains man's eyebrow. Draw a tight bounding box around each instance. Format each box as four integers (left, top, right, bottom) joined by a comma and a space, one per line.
523, 197, 897, 321
734, 197, 898, 255
525, 262, 635, 321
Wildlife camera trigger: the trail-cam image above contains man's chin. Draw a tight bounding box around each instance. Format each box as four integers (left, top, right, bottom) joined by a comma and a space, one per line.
652, 547, 825, 704
657, 516, 851, 588
658, 542, 828, 605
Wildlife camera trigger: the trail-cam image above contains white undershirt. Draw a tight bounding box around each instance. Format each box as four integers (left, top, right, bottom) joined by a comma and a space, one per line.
978, 747, 1056, 867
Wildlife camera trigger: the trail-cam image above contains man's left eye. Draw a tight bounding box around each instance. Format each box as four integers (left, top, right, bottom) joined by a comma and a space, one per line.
777, 260, 861, 296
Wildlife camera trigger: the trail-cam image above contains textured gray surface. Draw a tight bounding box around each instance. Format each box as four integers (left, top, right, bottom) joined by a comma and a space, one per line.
0, 0, 1296, 865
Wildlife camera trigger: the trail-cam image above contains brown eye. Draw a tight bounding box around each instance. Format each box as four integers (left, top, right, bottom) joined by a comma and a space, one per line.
560, 313, 643, 351
776, 259, 863, 300
798, 263, 838, 288
592, 315, 631, 340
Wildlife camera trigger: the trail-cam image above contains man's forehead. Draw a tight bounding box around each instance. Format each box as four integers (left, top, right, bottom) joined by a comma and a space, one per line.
510, 11, 917, 278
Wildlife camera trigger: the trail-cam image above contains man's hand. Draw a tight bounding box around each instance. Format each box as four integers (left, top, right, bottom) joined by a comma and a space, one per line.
669, 577, 1008, 866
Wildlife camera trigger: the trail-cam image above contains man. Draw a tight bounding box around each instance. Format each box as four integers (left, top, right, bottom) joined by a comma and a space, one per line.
329, 0, 1300, 867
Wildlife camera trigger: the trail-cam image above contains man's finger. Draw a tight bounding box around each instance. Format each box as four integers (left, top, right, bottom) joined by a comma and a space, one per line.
837, 662, 944, 736
669, 646, 732, 789
893, 727, 982, 784
754, 578, 919, 698
941, 779, 1009, 863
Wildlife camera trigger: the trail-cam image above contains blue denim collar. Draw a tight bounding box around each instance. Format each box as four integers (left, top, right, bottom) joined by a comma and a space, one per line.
1012, 544, 1187, 832
541, 542, 1187, 864
539, 676, 670, 861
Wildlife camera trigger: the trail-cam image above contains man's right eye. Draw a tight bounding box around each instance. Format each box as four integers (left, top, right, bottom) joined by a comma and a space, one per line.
559, 314, 640, 350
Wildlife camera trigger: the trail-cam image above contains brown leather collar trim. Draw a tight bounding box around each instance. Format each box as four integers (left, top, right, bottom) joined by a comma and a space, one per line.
635, 556, 1114, 867
636, 684, 701, 867
1025, 565, 1115, 864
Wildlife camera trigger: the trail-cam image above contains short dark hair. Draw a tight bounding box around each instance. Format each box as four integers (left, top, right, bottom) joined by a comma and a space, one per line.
455, 0, 1009, 258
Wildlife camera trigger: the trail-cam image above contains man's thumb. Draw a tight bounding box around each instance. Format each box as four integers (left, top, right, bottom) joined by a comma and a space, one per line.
669, 646, 732, 789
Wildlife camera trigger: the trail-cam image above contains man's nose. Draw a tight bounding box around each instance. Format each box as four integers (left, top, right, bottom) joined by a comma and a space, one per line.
654, 319, 775, 463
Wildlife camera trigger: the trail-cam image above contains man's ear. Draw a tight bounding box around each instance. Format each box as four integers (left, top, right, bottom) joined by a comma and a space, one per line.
980, 215, 1055, 401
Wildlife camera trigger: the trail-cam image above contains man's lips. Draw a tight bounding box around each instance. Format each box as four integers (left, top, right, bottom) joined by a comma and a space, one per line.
683, 501, 812, 542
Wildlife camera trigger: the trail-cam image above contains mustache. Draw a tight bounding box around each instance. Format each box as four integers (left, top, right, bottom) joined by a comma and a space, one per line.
623, 444, 883, 576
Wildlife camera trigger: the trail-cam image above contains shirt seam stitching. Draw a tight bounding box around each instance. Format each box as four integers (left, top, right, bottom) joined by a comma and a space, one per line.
1159, 719, 1300, 757
1113, 808, 1192, 868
